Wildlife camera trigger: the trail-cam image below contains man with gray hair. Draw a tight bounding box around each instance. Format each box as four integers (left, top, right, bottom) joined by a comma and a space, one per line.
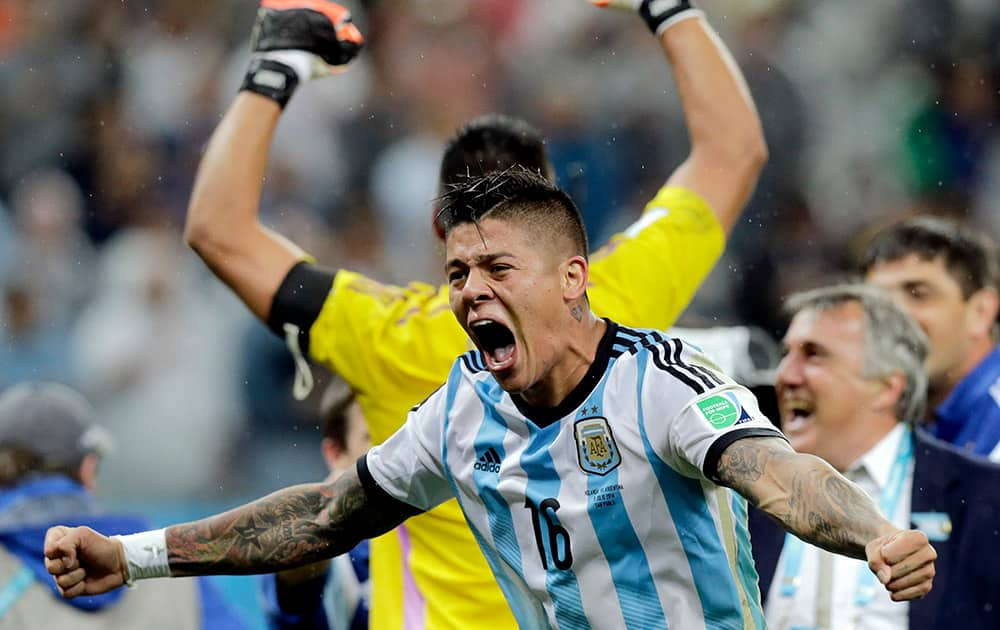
750, 284, 1000, 630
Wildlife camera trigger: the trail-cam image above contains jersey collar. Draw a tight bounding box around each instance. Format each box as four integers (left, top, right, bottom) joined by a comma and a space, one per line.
511, 320, 618, 427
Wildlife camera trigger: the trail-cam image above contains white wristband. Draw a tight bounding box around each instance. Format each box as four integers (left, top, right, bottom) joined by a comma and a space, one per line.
112, 529, 171, 586
255, 49, 327, 83
656, 8, 705, 36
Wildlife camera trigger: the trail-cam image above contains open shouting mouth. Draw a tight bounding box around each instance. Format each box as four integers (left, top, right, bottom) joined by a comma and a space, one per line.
781, 398, 815, 433
470, 319, 518, 371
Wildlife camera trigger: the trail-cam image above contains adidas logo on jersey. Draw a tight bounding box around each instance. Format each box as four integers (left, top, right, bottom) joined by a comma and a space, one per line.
474, 447, 502, 474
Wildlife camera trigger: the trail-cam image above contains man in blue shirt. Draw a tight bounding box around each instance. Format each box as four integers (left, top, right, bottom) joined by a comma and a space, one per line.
863, 217, 1000, 460
0, 382, 243, 629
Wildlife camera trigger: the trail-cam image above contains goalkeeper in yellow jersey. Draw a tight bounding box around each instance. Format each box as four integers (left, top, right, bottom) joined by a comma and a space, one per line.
183, 0, 766, 627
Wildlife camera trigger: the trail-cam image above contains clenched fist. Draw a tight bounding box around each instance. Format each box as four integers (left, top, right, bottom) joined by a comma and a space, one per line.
44, 525, 128, 598
866, 529, 937, 601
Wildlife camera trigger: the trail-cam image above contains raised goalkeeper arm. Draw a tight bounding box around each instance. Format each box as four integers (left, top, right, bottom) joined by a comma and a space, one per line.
592, 0, 767, 234
716, 436, 936, 602
183, 0, 363, 322
44, 463, 417, 598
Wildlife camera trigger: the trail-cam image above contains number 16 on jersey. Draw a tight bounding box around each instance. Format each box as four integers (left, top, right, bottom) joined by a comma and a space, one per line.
524, 497, 574, 570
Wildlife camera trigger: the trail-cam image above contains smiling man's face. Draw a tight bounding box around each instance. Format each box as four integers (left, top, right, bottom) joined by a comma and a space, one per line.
445, 216, 575, 395
775, 302, 889, 468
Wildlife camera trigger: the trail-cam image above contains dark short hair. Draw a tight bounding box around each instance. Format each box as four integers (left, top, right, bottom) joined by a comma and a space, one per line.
318, 378, 357, 450
434, 115, 553, 239
437, 166, 588, 259
860, 216, 998, 300
439, 114, 552, 194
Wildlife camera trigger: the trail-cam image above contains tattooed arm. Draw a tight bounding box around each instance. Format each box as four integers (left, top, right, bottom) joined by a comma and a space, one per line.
715, 436, 891, 558
715, 436, 936, 600
44, 464, 419, 597
168, 465, 413, 575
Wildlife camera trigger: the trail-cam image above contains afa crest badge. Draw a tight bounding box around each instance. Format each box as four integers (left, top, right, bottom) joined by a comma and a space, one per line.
574, 417, 621, 476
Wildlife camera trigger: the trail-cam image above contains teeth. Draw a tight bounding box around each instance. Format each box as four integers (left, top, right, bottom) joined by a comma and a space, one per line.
782, 399, 814, 417
471, 321, 492, 328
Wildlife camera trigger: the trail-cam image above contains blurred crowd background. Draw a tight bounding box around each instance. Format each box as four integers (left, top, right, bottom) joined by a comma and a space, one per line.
0, 0, 997, 512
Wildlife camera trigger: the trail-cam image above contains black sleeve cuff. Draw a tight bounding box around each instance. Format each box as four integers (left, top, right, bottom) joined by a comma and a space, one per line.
357, 455, 426, 519
266, 261, 337, 353
703, 428, 787, 483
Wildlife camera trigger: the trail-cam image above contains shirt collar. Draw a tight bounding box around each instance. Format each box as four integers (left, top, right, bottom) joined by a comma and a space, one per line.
844, 423, 906, 491
936, 344, 1000, 426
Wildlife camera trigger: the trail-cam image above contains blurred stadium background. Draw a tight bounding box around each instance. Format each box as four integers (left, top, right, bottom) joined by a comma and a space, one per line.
1, 0, 997, 625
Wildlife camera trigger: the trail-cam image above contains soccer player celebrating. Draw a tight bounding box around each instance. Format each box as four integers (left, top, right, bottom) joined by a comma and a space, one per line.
182, 0, 767, 627
46, 169, 936, 629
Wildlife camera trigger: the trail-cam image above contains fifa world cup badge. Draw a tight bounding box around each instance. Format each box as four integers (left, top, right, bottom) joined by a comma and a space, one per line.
575, 416, 621, 476
696, 392, 752, 430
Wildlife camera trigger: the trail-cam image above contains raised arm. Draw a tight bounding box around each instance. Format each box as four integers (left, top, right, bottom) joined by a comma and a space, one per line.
44, 465, 416, 598
595, 0, 766, 233
659, 13, 767, 234
716, 436, 936, 601
184, 1, 363, 321
184, 94, 302, 321
583, 2, 767, 329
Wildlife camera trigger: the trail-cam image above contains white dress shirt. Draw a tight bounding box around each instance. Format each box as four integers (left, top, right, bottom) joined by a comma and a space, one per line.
764, 423, 913, 630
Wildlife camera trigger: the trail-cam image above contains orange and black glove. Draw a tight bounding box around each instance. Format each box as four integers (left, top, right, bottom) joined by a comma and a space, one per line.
240, 0, 364, 108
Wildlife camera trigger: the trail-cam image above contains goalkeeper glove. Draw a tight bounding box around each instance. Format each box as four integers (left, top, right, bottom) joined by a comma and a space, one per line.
240, 0, 364, 108
590, 0, 702, 36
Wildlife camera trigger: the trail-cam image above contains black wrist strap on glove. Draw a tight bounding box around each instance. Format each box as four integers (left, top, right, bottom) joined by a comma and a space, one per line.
639, 0, 697, 35
240, 58, 300, 108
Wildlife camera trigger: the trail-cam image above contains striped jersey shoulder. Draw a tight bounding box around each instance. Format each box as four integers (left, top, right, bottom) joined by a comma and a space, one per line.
612, 324, 728, 396
458, 350, 489, 375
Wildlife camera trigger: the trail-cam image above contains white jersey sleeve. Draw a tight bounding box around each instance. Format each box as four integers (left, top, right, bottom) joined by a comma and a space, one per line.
640, 340, 785, 482
362, 384, 454, 511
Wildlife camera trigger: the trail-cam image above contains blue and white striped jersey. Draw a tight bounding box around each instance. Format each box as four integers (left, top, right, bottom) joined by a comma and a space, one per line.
364, 321, 785, 629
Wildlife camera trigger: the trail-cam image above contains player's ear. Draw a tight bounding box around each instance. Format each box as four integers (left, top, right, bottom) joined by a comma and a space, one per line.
871, 369, 906, 415
321, 438, 341, 472
967, 287, 999, 339
562, 255, 588, 301
431, 202, 446, 241
78, 453, 100, 492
